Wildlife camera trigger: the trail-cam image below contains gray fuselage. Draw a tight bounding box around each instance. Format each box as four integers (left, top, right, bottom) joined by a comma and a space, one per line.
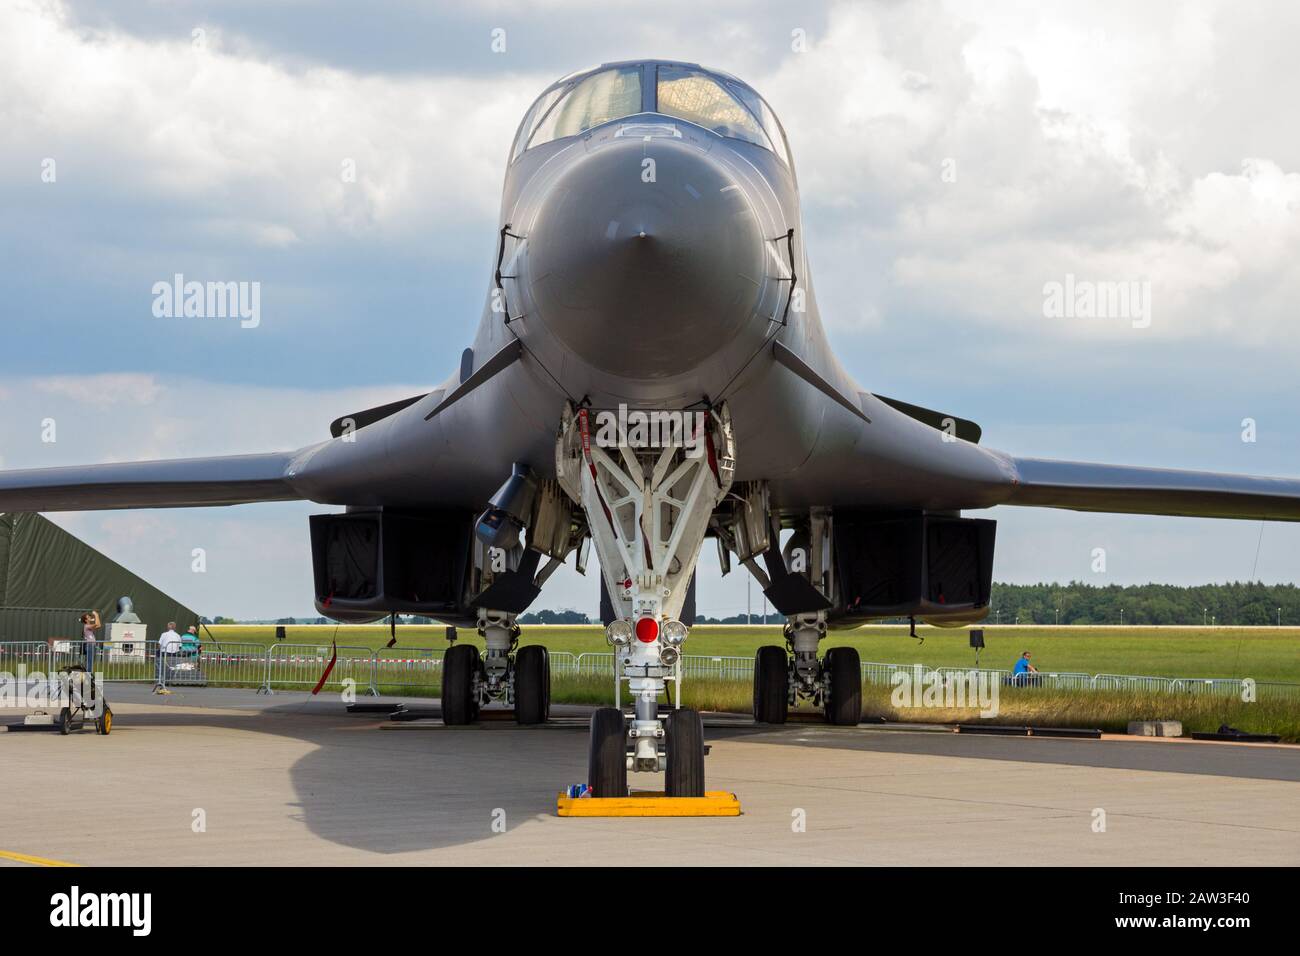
288, 62, 1015, 517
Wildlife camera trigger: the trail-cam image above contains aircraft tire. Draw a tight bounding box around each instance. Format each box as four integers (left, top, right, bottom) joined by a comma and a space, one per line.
514, 645, 550, 725
752, 646, 789, 723
587, 707, 628, 797
665, 707, 706, 797
823, 646, 862, 726
441, 644, 480, 725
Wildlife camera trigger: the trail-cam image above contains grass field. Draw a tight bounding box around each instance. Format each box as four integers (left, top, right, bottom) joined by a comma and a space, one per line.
205, 623, 1300, 683
185, 623, 1300, 740
548, 676, 1300, 740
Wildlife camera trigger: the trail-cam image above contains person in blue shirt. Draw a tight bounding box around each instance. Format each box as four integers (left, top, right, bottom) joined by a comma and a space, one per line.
1012, 651, 1038, 684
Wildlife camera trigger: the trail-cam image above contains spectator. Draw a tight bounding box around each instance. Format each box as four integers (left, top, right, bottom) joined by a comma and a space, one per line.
80, 610, 102, 673
155, 621, 182, 692
182, 625, 200, 656
1012, 650, 1038, 685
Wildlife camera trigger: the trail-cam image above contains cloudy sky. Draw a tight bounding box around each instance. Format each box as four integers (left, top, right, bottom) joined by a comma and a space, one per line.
3, 0, 1299, 619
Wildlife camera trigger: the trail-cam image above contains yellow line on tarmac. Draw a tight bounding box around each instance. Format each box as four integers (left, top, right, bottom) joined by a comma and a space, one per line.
0, 849, 79, 867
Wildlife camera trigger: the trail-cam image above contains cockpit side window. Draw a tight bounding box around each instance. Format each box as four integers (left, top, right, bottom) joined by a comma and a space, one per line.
527, 66, 643, 150
655, 65, 774, 154
511, 85, 568, 161
724, 80, 790, 166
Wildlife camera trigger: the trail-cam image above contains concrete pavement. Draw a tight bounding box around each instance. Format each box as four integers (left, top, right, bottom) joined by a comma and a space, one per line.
1, 685, 1296, 866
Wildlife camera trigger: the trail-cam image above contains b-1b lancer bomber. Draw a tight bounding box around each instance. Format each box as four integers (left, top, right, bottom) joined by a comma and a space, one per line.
5, 61, 1299, 796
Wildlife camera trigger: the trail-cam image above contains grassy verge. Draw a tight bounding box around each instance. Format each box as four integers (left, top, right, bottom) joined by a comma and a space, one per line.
547, 676, 1299, 741
144, 664, 1297, 740
205, 624, 1300, 683
861, 684, 1300, 740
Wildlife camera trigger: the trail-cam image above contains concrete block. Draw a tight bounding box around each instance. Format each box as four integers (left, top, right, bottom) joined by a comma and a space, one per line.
1128, 720, 1183, 737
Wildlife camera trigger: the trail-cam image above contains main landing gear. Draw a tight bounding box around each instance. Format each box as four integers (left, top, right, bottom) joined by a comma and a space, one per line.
752, 612, 862, 725
440, 609, 550, 726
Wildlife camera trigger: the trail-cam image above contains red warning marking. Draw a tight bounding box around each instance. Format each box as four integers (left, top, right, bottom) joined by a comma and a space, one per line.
311, 640, 338, 695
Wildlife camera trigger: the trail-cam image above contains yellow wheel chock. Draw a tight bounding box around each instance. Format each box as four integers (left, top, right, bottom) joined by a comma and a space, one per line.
556, 790, 741, 817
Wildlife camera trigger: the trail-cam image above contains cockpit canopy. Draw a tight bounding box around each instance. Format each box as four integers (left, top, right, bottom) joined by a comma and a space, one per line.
511, 61, 790, 165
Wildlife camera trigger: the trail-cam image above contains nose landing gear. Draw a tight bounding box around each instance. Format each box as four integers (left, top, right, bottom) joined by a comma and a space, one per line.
557, 401, 735, 797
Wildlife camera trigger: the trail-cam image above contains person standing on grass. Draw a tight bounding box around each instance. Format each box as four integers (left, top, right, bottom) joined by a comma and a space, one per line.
155, 621, 182, 692
80, 610, 102, 673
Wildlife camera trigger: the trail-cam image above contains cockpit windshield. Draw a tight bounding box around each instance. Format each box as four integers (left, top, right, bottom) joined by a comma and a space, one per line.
522, 66, 642, 154
511, 61, 790, 166
657, 66, 762, 146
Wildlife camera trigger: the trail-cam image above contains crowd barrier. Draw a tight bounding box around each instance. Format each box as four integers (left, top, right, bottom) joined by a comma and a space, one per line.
0, 641, 1295, 701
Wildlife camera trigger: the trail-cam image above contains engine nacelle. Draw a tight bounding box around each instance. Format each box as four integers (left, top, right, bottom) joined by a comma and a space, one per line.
309, 509, 484, 627
831, 513, 996, 626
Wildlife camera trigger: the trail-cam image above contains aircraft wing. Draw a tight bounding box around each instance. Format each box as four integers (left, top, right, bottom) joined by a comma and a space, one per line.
1003, 456, 1300, 522
0, 452, 303, 512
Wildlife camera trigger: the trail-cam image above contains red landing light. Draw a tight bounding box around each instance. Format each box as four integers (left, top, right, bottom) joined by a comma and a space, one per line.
635, 617, 659, 643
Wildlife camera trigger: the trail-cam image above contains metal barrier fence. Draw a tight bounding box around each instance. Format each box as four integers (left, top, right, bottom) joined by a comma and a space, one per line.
1092, 673, 1173, 693
0, 641, 49, 678
50, 639, 161, 684
371, 647, 443, 694
264, 644, 376, 695
571, 652, 615, 676
679, 655, 755, 681
182, 642, 268, 689
0, 640, 1296, 701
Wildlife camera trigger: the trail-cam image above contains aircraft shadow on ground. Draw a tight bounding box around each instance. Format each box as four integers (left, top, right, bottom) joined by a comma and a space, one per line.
115, 700, 592, 855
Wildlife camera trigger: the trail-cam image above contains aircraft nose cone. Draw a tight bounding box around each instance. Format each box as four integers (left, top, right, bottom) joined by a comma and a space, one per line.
525, 139, 767, 379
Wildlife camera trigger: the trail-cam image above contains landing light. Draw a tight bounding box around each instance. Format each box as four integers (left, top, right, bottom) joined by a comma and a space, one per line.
635, 617, 659, 643
608, 619, 633, 646
663, 620, 688, 645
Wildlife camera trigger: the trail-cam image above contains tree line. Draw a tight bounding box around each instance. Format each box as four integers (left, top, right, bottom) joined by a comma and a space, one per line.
988, 581, 1299, 626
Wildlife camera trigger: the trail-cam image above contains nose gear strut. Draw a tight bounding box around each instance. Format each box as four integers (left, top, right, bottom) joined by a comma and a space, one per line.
556, 401, 735, 796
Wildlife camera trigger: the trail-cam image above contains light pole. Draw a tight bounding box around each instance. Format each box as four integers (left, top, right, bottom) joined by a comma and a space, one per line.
1120, 608, 1124, 627
1278, 607, 1282, 627
746, 576, 751, 626
1055, 608, 1060, 626
1203, 608, 1207, 627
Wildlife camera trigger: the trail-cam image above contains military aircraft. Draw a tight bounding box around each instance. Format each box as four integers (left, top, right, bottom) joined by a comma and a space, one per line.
4, 60, 1299, 796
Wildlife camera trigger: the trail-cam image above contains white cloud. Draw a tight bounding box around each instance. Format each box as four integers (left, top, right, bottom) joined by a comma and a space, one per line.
35, 373, 163, 408
1173, 159, 1300, 273
754, 0, 1300, 346
1, 372, 424, 465
3, 0, 540, 243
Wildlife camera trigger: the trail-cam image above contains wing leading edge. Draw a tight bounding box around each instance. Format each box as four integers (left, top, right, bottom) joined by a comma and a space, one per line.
1003, 456, 1300, 522
0, 452, 303, 512
5, 445, 1300, 525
